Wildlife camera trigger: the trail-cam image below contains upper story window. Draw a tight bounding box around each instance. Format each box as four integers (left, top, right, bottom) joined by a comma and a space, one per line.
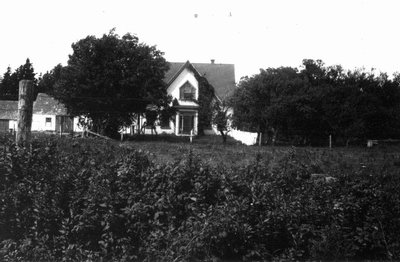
179, 81, 196, 101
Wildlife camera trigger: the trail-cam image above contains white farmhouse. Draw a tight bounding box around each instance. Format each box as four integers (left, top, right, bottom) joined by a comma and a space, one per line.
142, 60, 236, 136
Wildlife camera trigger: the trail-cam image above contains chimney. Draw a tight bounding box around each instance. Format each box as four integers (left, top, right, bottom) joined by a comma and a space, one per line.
211, 59, 215, 64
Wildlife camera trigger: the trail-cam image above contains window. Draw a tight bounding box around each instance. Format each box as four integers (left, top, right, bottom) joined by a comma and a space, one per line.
45, 117, 52, 127
179, 81, 196, 101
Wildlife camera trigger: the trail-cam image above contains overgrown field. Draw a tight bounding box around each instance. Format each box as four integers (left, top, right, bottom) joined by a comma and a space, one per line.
1, 136, 400, 261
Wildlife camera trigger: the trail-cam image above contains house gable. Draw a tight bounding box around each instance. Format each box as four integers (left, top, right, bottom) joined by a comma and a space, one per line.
33, 93, 68, 115
167, 64, 199, 103
165, 61, 236, 100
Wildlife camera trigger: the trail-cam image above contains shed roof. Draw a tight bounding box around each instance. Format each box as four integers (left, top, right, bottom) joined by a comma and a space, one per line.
0, 100, 18, 120
164, 61, 236, 99
33, 93, 68, 115
0, 93, 68, 120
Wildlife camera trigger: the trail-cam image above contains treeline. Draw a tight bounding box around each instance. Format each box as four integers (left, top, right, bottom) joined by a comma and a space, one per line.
231, 59, 400, 146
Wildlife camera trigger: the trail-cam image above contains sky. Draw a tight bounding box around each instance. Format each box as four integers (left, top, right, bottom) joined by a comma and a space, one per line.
1, 0, 400, 82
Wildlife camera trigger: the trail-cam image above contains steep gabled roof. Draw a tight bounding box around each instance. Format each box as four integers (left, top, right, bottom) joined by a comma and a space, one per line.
33, 93, 68, 115
164, 61, 236, 100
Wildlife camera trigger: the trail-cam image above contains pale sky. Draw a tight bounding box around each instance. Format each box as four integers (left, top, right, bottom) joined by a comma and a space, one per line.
1, 0, 400, 82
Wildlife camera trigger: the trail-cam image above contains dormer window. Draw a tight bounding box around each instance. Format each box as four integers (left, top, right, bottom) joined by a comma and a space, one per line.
179, 81, 196, 100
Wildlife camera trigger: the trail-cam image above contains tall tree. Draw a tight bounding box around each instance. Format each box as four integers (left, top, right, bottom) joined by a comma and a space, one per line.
52, 30, 170, 137
231, 67, 304, 144
37, 64, 63, 95
0, 67, 13, 99
0, 59, 37, 100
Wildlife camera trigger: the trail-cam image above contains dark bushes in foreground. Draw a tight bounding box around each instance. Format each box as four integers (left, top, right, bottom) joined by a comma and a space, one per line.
0, 138, 399, 261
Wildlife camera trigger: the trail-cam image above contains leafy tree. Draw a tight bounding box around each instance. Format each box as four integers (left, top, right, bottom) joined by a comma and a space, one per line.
231, 67, 304, 145
212, 99, 231, 143
197, 75, 215, 135
37, 64, 63, 95
52, 30, 170, 137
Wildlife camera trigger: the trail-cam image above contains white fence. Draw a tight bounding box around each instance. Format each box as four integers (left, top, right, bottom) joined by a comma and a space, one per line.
229, 129, 257, 145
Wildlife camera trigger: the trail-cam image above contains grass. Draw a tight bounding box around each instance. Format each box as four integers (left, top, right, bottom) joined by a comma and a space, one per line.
121, 134, 400, 174
2, 132, 400, 172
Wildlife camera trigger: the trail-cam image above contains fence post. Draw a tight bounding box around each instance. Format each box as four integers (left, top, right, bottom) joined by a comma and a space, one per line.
16, 80, 34, 146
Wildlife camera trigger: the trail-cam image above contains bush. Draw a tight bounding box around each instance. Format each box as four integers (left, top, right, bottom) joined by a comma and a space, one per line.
0, 137, 399, 261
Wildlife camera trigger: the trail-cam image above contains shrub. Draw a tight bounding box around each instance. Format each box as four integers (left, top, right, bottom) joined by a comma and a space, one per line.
0, 136, 399, 261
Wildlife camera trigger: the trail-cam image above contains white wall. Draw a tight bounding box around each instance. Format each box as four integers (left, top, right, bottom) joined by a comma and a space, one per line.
73, 117, 83, 132
7, 116, 80, 132
32, 114, 56, 131
32, 115, 83, 132
156, 125, 175, 135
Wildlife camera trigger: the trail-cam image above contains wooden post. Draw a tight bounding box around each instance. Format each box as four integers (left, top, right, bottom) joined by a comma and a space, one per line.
190, 129, 193, 143
258, 132, 262, 146
137, 114, 141, 134
13, 122, 16, 142
16, 80, 34, 146
329, 135, 332, 149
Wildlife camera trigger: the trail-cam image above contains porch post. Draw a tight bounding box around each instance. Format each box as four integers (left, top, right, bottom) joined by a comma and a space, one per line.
194, 112, 198, 135
175, 112, 180, 135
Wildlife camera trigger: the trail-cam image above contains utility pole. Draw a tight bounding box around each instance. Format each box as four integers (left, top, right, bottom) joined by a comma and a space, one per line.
16, 80, 34, 146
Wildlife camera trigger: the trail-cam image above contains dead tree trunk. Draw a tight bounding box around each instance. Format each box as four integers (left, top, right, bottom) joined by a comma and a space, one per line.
17, 80, 34, 146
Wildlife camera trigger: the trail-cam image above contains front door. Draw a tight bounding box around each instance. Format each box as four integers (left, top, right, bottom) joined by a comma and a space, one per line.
179, 114, 194, 134
56, 116, 73, 133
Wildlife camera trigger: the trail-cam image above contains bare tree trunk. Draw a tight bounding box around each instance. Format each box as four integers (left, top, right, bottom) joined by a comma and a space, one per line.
272, 128, 278, 146
17, 80, 34, 147
137, 114, 141, 134
257, 124, 262, 146
220, 130, 227, 143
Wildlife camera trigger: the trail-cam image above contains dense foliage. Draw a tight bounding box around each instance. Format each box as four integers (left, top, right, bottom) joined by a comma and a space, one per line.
0, 59, 38, 100
196, 75, 215, 135
48, 29, 170, 137
231, 59, 400, 146
1, 137, 400, 261
211, 99, 231, 143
